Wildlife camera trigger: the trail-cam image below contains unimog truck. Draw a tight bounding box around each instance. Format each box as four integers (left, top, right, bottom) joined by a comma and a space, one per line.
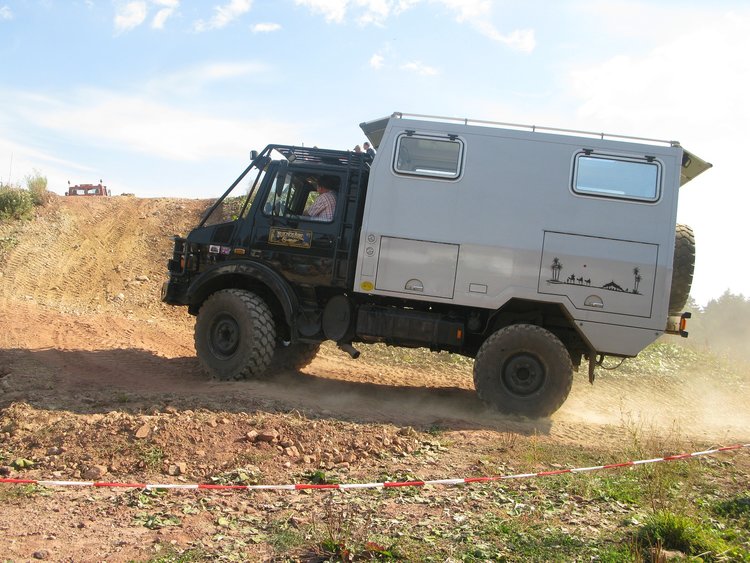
162, 112, 711, 417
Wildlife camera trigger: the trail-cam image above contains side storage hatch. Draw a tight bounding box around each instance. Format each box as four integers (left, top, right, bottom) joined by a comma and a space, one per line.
375, 237, 459, 299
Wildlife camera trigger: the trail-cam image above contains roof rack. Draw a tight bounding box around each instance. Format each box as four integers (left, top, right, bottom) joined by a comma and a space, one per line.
391, 112, 679, 147
273, 145, 368, 167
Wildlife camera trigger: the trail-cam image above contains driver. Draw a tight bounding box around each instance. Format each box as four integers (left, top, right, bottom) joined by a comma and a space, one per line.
304, 175, 338, 221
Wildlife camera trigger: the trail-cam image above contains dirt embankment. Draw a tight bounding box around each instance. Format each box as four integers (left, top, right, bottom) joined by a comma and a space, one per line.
0, 195, 748, 441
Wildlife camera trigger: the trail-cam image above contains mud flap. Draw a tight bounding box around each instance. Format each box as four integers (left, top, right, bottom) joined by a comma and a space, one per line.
588, 349, 596, 384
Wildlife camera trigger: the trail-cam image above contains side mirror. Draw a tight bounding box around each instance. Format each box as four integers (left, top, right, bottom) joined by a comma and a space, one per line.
250, 150, 258, 161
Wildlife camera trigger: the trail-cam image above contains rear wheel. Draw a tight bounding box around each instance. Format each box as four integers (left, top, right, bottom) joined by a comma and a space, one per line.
194, 289, 276, 380
473, 324, 573, 418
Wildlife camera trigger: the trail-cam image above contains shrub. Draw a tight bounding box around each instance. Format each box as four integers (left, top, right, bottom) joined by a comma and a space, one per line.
0, 186, 34, 220
25, 170, 51, 206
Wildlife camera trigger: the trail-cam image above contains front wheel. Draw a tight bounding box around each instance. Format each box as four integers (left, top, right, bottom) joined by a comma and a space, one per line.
194, 289, 276, 380
473, 324, 573, 418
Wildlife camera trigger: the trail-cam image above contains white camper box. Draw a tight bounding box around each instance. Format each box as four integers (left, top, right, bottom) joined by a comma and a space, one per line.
355, 113, 709, 358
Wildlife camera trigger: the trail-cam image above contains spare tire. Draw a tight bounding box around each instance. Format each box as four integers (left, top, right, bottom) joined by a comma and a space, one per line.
669, 224, 695, 314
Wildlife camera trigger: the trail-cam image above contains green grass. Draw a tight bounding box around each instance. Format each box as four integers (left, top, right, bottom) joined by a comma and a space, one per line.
147, 545, 210, 562
0, 483, 48, 500
137, 445, 165, 471
633, 510, 744, 560
714, 495, 750, 519
267, 518, 305, 553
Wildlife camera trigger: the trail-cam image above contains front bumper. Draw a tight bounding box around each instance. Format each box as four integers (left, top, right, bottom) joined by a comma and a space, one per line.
161, 278, 189, 305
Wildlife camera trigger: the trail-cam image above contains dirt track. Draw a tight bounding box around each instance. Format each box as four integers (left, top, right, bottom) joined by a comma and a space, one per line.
1, 196, 748, 444
2, 196, 750, 561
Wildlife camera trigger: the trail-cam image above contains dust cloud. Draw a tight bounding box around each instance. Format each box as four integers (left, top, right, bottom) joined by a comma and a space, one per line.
556, 346, 750, 447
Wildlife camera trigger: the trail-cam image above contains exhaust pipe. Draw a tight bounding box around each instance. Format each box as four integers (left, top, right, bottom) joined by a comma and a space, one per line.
338, 343, 360, 359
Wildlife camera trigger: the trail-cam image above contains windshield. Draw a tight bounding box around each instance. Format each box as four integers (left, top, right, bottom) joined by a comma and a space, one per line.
201, 165, 267, 226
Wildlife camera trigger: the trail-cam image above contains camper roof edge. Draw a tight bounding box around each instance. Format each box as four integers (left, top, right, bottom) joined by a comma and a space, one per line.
389, 111, 679, 147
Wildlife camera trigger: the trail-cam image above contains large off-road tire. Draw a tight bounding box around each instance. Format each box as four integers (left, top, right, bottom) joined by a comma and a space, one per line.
268, 341, 320, 372
194, 289, 276, 380
473, 324, 573, 418
669, 224, 696, 314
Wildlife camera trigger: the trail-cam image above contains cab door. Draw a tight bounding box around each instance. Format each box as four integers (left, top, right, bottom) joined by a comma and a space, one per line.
247, 166, 343, 288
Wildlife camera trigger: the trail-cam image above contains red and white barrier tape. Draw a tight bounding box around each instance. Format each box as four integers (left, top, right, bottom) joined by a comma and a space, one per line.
1, 443, 748, 492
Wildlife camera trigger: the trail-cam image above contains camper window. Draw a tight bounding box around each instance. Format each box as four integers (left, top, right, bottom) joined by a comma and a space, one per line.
573, 154, 661, 201
393, 134, 463, 179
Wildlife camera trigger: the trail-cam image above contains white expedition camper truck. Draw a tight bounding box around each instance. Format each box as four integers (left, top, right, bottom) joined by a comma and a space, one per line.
162, 112, 711, 417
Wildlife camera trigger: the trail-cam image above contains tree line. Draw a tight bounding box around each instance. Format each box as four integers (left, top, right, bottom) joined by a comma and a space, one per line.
687, 291, 750, 364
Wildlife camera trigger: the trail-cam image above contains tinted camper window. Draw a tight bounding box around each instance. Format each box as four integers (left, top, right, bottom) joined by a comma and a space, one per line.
573, 154, 661, 201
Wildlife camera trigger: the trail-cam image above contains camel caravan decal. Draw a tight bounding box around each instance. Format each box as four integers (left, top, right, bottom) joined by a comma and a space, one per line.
548, 257, 644, 296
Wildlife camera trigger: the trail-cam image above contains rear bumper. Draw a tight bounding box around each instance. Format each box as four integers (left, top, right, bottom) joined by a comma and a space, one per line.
665, 312, 691, 338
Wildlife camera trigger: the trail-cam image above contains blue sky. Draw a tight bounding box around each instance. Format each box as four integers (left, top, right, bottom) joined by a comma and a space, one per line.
1, 0, 749, 304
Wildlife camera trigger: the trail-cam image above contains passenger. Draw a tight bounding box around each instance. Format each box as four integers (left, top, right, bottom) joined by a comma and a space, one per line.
304, 175, 338, 221
353, 144, 362, 153
363, 142, 376, 157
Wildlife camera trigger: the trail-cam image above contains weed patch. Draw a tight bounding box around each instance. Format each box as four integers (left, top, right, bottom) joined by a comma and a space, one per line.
633, 510, 738, 560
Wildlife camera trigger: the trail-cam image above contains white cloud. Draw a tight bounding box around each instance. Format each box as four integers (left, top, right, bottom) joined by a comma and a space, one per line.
251, 22, 281, 33
294, 0, 349, 24
295, 0, 417, 25
435, 0, 488, 21
369, 53, 385, 69
0, 136, 92, 180
194, 0, 253, 32
355, 0, 390, 25
473, 22, 535, 52
567, 10, 750, 303
114, 1, 148, 33
436, 0, 535, 52
148, 61, 268, 94
12, 89, 297, 162
400, 61, 438, 76
294, 0, 534, 52
152, 0, 179, 30
0, 5, 12, 20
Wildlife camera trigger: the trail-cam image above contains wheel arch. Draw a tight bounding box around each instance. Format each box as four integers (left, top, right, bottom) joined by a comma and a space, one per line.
484, 298, 591, 367
186, 262, 298, 333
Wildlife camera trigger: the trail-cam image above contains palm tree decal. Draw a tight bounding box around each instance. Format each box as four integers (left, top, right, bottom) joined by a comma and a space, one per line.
551, 257, 562, 282
633, 267, 642, 294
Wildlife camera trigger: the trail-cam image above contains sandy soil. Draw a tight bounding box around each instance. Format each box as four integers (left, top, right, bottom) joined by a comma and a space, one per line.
0, 195, 747, 561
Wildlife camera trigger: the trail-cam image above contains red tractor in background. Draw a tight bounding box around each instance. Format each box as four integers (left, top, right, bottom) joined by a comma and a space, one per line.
65, 180, 110, 196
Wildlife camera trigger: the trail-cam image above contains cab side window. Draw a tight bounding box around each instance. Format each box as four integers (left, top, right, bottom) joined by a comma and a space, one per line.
262, 172, 340, 222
